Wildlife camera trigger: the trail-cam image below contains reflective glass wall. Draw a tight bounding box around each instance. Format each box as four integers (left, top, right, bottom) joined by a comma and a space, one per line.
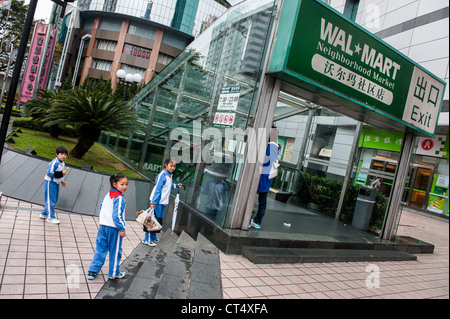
77, 0, 229, 37
99, 0, 277, 227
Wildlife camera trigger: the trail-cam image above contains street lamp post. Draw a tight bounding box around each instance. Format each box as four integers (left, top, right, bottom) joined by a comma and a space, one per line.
116, 69, 142, 101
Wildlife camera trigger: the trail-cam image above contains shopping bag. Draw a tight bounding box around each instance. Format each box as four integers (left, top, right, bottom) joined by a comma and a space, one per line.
136, 207, 162, 232
269, 161, 280, 179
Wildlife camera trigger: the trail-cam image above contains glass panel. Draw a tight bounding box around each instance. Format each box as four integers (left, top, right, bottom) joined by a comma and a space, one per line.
98, 0, 277, 228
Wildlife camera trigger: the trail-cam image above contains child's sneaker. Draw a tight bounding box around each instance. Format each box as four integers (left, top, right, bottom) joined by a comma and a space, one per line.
249, 219, 261, 229
142, 240, 152, 246
109, 271, 125, 280
46, 218, 60, 224
149, 241, 158, 247
39, 213, 48, 219
87, 271, 97, 280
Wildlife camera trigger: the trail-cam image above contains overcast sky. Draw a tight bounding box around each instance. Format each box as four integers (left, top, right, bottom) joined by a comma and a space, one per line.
23, 0, 54, 22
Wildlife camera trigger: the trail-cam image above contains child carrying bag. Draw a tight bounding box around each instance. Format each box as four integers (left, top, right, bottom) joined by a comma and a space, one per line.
136, 207, 162, 232
269, 161, 280, 180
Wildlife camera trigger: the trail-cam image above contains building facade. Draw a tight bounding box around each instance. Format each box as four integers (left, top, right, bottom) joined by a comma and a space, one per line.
273, 0, 448, 216
56, 0, 230, 89
97, 0, 448, 242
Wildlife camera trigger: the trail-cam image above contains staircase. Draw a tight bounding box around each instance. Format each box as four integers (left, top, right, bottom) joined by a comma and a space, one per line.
241, 246, 418, 264
95, 231, 222, 299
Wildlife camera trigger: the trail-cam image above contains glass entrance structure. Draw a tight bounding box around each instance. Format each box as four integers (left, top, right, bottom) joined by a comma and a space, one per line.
99, 0, 278, 229
98, 0, 446, 242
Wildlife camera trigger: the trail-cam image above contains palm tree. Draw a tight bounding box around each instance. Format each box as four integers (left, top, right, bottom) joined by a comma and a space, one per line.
46, 88, 139, 159
23, 89, 62, 138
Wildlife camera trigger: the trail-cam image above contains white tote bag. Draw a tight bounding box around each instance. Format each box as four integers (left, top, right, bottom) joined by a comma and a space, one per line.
136, 207, 162, 232
269, 161, 280, 179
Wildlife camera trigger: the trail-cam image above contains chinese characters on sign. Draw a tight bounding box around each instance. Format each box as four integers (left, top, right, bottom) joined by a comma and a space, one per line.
269, 0, 446, 137
0, 0, 12, 10
217, 86, 240, 111
402, 66, 445, 135
312, 54, 393, 105
358, 129, 404, 152
214, 86, 240, 126
20, 23, 57, 103
213, 112, 236, 126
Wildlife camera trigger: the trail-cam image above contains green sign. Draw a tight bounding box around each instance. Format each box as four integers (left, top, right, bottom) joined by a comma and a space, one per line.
269, 0, 446, 136
359, 129, 404, 152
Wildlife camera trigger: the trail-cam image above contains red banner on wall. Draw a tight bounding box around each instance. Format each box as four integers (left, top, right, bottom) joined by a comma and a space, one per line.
20, 23, 57, 103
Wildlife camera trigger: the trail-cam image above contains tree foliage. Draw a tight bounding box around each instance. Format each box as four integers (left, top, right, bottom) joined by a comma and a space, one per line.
0, 0, 44, 74
24, 78, 140, 159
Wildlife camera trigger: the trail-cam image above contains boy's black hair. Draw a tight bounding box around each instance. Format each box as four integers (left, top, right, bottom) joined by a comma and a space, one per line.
110, 173, 128, 187
164, 157, 176, 166
56, 146, 69, 155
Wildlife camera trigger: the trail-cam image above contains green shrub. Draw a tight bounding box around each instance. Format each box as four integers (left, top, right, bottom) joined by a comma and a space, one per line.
295, 172, 388, 230
1, 105, 22, 117
12, 117, 77, 138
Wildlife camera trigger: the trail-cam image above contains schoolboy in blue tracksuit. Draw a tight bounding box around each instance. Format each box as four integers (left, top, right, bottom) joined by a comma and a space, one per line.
143, 158, 182, 246
87, 173, 128, 280
40, 146, 68, 224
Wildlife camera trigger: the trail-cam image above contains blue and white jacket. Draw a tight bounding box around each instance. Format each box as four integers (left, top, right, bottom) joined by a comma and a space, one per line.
257, 142, 279, 193
98, 189, 126, 232
44, 157, 66, 184
150, 169, 179, 206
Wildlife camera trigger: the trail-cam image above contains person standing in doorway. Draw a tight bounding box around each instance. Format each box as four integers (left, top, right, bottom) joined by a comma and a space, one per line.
249, 128, 280, 229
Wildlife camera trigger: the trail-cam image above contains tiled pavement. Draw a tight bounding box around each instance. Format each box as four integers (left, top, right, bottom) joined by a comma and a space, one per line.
221, 208, 449, 299
0, 195, 448, 299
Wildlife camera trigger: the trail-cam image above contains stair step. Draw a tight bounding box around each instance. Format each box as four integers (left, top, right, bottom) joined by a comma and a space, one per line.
122, 230, 179, 299
95, 232, 158, 299
189, 233, 222, 299
95, 230, 224, 299
242, 246, 417, 264
155, 231, 196, 299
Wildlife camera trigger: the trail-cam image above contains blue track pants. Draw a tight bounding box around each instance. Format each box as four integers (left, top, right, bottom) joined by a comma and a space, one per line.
144, 205, 165, 242
88, 225, 123, 278
41, 181, 60, 219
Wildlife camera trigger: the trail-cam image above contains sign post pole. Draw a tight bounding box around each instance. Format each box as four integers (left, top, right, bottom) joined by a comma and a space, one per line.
0, 0, 38, 165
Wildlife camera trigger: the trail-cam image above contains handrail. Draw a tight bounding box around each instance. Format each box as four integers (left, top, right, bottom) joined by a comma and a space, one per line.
271, 164, 305, 193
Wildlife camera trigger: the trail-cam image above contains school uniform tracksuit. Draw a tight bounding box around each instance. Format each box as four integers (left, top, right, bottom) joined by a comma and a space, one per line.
41, 157, 65, 220
144, 169, 179, 243
88, 189, 126, 278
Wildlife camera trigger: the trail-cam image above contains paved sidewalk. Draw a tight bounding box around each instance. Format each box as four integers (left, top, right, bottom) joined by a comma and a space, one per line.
0, 196, 143, 299
221, 209, 449, 299
0, 195, 448, 299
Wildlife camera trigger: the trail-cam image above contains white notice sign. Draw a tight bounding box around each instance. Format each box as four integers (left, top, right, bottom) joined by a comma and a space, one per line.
402, 66, 445, 135
213, 112, 235, 126
217, 86, 240, 111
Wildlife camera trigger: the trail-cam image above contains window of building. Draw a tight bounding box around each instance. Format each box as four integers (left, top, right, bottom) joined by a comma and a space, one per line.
128, 22, 157, 40
120, 63, 146, 79
99, 17, 123, 31
92, 59, 112, 71
157, 52, 174, 65
96, 39, 118, 52
162, 32, 187, 50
